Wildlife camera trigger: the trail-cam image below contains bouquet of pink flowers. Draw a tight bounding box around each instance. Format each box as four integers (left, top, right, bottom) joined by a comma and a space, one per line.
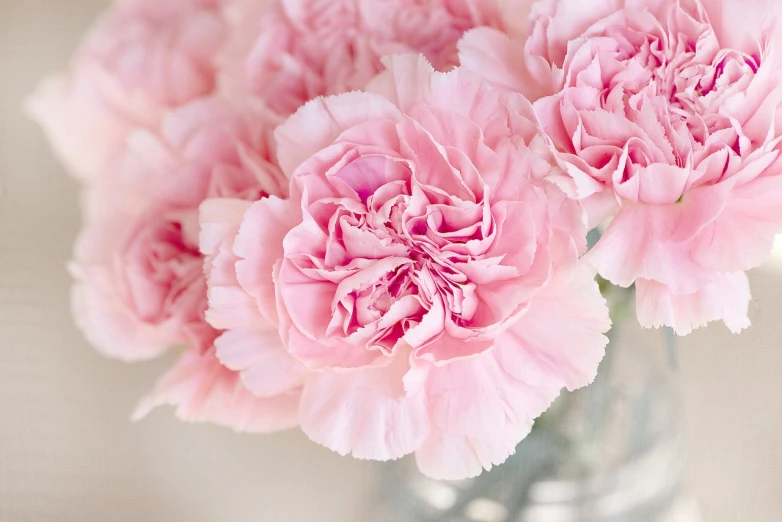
30, 0, 782, 480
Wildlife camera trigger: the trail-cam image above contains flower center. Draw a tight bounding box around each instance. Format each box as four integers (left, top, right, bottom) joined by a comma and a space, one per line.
324, 169, 493, 347
584, 21, 760, 170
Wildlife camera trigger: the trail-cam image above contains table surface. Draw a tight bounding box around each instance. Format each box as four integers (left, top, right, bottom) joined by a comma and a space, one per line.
1, 2, 781, 521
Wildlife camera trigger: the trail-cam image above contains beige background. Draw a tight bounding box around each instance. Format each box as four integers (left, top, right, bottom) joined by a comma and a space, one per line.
1, 1, 781, 521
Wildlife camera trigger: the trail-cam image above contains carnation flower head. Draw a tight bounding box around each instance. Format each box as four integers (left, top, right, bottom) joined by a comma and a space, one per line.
72, 97, 299, 431
462, 0, 782, 334
28, 0, 228, 181
201, 55, 610, 479
219, 0, 504, 115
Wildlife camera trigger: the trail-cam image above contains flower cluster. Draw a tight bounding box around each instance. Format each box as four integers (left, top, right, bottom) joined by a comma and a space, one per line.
462, 0, 782, 334
31, 0, 782, 479
203, 55, 610, 477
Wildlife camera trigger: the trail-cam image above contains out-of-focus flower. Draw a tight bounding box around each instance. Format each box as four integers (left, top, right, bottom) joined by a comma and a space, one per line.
219, 0, 503, 114
72, 97, 298, 431
28, 0, 228, 181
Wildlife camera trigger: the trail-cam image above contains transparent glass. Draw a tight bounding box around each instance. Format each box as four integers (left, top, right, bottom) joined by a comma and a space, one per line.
365, 295, 702, 522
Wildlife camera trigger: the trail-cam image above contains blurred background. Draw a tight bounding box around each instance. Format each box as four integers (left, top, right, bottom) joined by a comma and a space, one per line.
1, 1, 781, 521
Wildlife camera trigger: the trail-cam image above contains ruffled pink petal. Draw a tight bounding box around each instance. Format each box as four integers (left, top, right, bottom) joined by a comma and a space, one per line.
635, 272, 751, 335
133, 347, 300, 433
580, 190, 620, 229
411, 349, 553, 480
234, 196, 301, 325
637, 163, 690, 205
368, 54, 439, 114
535, 95, 607, 200
276, 257, 339, 345
299, 355, 430, 461
414, 427, 484, 480
497, 260, 610, 391
586, 198, 724, 294
375, 53, 534, 144
214, 327, 306, 398
283, 316, 385, 369
589, 168, 782, 298
205, 284, 265, 331
700, 0, 782, 51
274, 92, 403, 176
459, 27, 546, 101
412, 259, 609, 480
413, 332, 495, 365
692, 173, 782, 274
200, 198, 266, 330
199, 198, 251, 256
414, 423, 532, 481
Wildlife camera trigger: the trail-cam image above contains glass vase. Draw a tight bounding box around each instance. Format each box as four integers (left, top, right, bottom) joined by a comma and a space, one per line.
365, 294, 702, 522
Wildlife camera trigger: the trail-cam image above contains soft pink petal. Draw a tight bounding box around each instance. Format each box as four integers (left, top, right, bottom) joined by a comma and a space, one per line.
214, 327, 307, 398
275, 92, 403, 176
134, 347, 300, 433
700, 0, 782, 51
379, 53, 537, 145
692, 173, 782, 273
413, 331, 495, 365
497, 260, 610, 391
283, 316, 384, 369
413, 259, 608, 480
586, 200, 722, 294
199, 198, 252, 257
637, 163, 690, 205
636, 272, 751, 335
28, 0, 228, 181
580, 189, 618, 230
200, 198, 266, 330
299, 355, 430, 461
459, 27, 548, 101
234, 196, 301, 325
414, 423, 532, 481
411, 349, 555, 479
67, 93, 287, 363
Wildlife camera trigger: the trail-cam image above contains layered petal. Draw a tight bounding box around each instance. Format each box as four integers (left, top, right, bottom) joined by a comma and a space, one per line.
134, 347, 300, 432
411, 349, 553, 479
498, 259, 610, 391
458, 25, 551, 102
275, 92, 403, 176
691, 171, 782, 273
299, 356, 430, 461
218, 0, 504, 115
585, 200, 722, 294
234, 196, 302, 325
636, 273, 751, 335
215, 327, 306, 398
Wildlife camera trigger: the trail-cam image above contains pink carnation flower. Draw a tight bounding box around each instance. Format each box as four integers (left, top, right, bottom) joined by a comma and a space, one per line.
219, 0, 503, 115
28, 0, 227, 181
72, 97, 297, 431
201, 55, 610, 479
463, 0, 782, 334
